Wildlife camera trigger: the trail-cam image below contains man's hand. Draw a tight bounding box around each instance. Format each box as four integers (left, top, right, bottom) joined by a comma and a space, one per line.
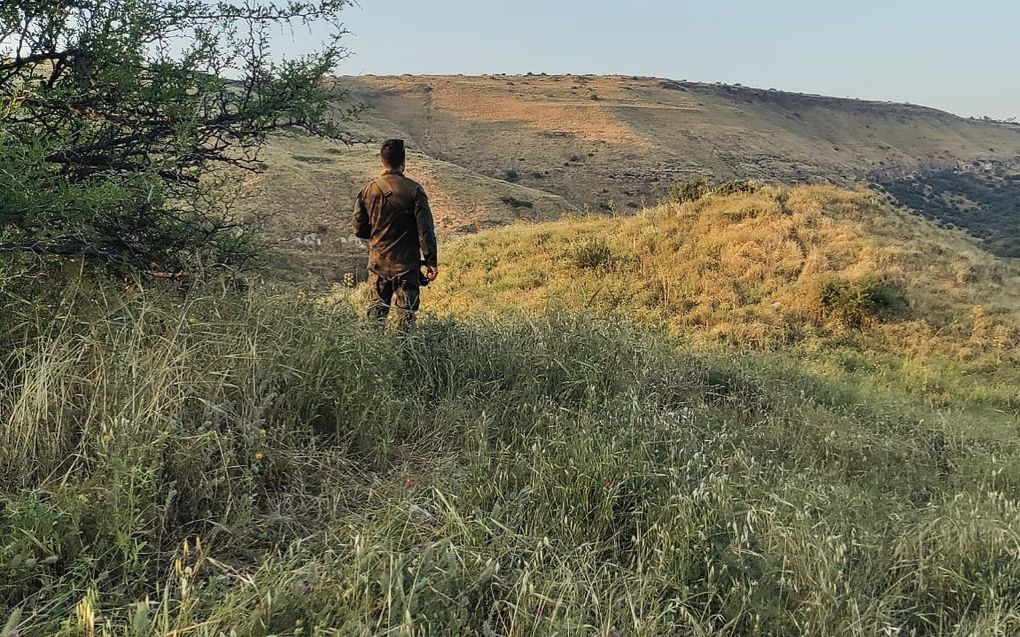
425, 265, 440, 282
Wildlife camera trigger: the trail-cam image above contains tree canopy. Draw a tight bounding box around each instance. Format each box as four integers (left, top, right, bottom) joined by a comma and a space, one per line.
1, 0, 357, 273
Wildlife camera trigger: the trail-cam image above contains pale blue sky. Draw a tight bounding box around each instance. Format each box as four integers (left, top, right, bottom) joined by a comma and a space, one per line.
316, 0, 1017, 119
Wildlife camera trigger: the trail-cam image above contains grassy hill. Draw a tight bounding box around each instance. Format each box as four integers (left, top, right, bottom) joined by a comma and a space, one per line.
4, 187, 1020, 633
431, 183, 1020, 347
423, 183, 1020, 424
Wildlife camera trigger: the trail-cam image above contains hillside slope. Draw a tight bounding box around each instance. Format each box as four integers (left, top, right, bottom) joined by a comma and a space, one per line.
430, 184, 1020, 357
337, 74, 1020, 212
243, 135, 576, 280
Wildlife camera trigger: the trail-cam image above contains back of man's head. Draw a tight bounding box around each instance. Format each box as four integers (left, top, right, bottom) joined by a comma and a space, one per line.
381, 139, 406, 170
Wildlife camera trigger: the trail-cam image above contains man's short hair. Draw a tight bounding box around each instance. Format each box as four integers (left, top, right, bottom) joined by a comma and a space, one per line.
381, 139, 406, 169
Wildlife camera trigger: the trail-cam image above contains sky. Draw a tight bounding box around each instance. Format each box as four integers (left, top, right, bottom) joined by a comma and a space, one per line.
297, 0, 1019, 119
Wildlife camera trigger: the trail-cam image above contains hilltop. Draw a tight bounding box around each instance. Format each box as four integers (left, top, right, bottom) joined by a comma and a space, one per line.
252, 75, 1020, 278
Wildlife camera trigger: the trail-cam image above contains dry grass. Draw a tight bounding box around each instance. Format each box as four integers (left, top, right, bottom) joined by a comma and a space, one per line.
430, 184, 1020, 357
425, 79, 650, 146
245, 76, 1020, 286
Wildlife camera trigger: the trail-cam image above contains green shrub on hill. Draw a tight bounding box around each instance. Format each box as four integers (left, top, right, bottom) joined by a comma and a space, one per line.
570, 236, 614, 270
501, 195, 534, 209
714, 179, 760, 196
669, 177, 710, 204
668, 178, 760, 206
819, 275, 905, 329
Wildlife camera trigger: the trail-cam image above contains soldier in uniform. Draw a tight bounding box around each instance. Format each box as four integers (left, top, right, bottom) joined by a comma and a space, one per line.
353, 139, 439, 328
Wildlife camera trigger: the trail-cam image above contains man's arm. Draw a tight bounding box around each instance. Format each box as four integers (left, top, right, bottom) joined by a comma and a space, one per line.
353, 188, 371, 240
414, 186, 439, 268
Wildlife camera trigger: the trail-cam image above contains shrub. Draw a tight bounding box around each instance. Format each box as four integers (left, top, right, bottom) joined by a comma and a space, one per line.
669, 177, 710, 204
291, 155, 333, 164
714, 179, 759, 196
501, 196, 534, 209
819, 275, 904, 328
503, 169, 521, 183
570, 237, 614, 270
775, 190, 791, 213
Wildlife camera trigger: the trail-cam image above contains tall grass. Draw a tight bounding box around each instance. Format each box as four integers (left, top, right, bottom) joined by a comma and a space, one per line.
2, 279, 1020, 635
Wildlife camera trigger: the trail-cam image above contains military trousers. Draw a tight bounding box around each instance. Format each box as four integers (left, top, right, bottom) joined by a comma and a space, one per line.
366, 269, 421, 328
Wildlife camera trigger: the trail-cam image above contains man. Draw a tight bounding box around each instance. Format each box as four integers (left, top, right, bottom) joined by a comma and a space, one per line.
353, 139, 439, 328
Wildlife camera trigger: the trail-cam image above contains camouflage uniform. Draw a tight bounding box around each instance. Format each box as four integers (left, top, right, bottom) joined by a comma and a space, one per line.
353, 169, 438, 327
